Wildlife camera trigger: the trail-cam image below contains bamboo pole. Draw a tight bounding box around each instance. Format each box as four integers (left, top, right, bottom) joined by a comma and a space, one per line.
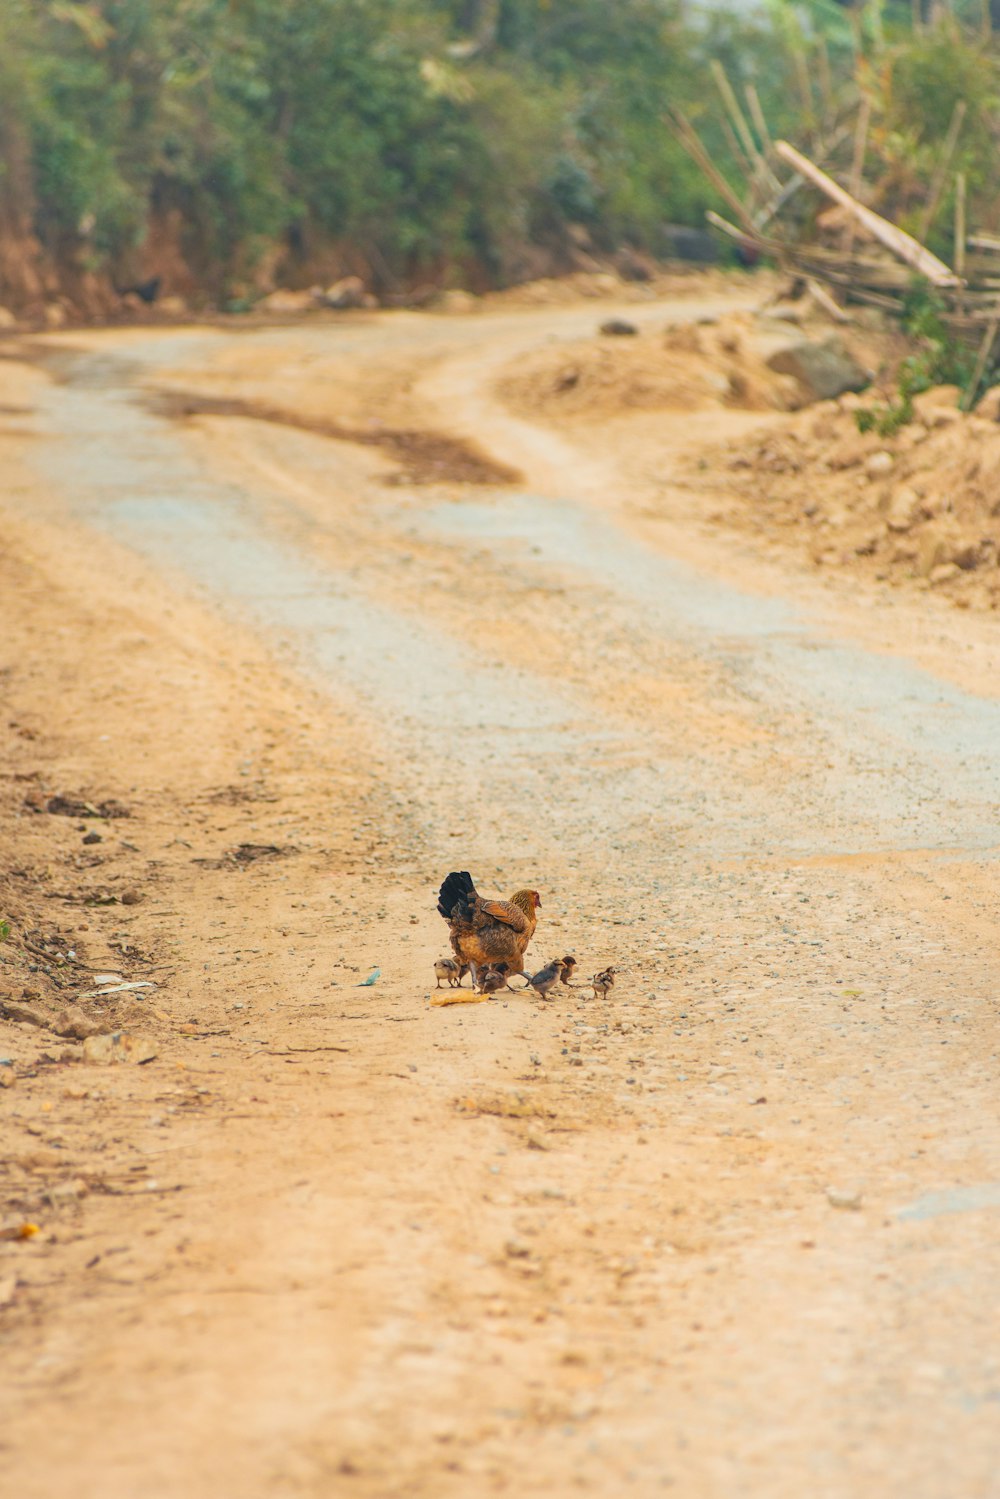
806, 278, 850, 322
710, 60, 781, 192
719, 116, 754, 180
745, 84, 776, 164
916, 98, 967, 245
668, 111, 759, 235
842, 95, 872, 256
954, 171, 967, 279
753, 115, 857, 230
817, 38, 835, 130
774, 139, 959, 285
960, 315, 999, 410
792, 48, 814, 129
955, 170, 967, 316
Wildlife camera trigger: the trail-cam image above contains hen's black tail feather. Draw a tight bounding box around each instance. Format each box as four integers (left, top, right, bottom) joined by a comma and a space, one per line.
438, 869, 476, 920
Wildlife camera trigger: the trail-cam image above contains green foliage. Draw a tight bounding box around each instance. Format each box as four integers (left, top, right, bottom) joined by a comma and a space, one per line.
0, 919, 10, 942
855, 282, 976, 435
3, 0, 1000, 297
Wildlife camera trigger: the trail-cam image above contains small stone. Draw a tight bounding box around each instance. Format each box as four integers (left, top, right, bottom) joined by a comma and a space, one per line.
504, 1239, 532, 1259
82, 831, 102, 845
951, 541, 983, 571
0, 1071, 16, 1090
885, 486, 921, 532
81, 1032, 157, 1065
120, 889, 143, 906
53, 1006, 105, 1041
929, 562, 961, 586
865, 451, 894, 477
826, 1187, 863, 1211
600, 319, 638, 337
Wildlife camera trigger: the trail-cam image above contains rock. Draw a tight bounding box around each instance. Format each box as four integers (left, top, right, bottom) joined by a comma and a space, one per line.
43, 302, 67, 328
615, 247, 656, 282
257, 288, 316, 314
157, 295, 189, 317
120, 888, 143, 906
765, 337, 871, 403
504, 1239, 532, 1259
912, 388, 963, 428
865, 450, 894, 478
82, 831, 102, 845
320, 276, 371, 310
1, 1000, 51, 1030
914, 384, 961, 411
929, 562, 962, 586
0, 305, 17, 329
917, 527, 957, 577
974, 386, 1000, 422
952, 540, 986, 571
600, 319, 638, 337
885, 486, 921, 532
53, 1006, 105, 1041
82, 1032, 158, 1065
0, 1070, 16, 1090
659, 224, 720, 264
916, 526, 987, 577
826, 1187, 863, 1211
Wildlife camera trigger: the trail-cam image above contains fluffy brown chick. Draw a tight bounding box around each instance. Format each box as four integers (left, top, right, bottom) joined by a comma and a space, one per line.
591, 966, 616, 998
476, 961, 510, 996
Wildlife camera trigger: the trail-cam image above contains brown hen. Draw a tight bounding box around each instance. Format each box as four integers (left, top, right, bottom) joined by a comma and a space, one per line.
437, 870, 540, 981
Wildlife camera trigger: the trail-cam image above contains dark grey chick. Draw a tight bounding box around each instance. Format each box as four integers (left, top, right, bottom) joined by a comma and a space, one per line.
516, 958, 567, 1000
560, 955, 578, 986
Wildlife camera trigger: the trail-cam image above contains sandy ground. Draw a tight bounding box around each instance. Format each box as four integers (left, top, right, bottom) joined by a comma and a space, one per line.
2, 282, 1000, 1499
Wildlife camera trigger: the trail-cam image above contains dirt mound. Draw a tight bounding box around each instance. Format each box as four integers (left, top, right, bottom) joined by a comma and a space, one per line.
496, 313, 798, 421
485, 266, 775, 309
692, 385, 1000, 610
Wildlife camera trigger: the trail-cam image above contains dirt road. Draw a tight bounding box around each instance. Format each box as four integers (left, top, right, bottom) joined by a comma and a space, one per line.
2, 288, 999, 1499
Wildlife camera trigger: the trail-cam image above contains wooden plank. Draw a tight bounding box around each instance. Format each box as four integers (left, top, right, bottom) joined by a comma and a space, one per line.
774, 140, 959, 285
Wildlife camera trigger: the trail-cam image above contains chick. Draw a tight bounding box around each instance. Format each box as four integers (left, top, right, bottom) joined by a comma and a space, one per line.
560, 955, 578, 986
434, 957, 461, 989
516, 958, 568, 1000
591, 966, 616, 999
476, 961, 511, 996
